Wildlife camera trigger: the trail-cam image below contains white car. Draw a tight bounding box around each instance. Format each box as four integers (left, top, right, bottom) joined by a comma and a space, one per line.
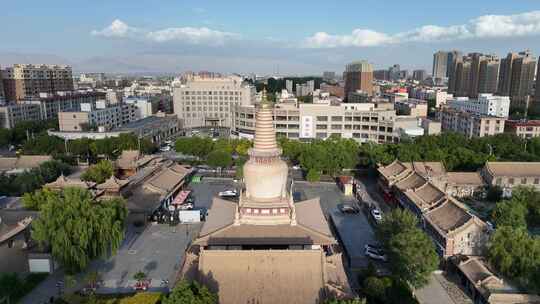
371, 208, 383, 222
364, 247, 388, 262
219, 190, 238, 197
160, 146, 171, 152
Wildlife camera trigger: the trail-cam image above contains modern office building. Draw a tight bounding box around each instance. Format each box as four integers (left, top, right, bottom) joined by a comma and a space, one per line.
1, 64, 74, 101
439, 107, 506, 138
233, 101, 397, 144
433, 51, 449, 81
448, 94, 510, 117
344, 61, 374, 99
172, 75, 255, 129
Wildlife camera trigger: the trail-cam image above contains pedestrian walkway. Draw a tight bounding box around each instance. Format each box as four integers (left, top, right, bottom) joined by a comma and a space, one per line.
415, 273, 456, 304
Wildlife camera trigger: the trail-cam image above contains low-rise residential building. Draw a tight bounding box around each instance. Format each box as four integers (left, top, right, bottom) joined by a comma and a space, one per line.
451, 256, 540, 304
505, 120, 540, 139
394, 99, 428, 117
58, 102, 138, 131
448, 94, 510, 117
124, 97, 158, 118
480, 161, 540, 197
421, 118, 442, 135
320, 83, 344, 98
439, 108, 506, 138
29, 91, 106, 120
0, 102, 41, 128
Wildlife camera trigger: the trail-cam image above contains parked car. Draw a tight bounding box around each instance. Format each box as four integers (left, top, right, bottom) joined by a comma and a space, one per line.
371, 208, 383, 222
291, 165, 301, 170
219, 190, 238, 197
160, 145, 171, 152
339, 203, 359, 214
364, 247, 388, 262
364, 243, 384, 252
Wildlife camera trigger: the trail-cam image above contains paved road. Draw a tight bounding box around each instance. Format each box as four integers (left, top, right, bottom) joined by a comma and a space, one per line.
416, 273, 458, 304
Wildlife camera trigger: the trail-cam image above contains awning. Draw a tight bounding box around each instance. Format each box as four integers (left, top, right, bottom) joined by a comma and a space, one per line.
171, 190, 191, 206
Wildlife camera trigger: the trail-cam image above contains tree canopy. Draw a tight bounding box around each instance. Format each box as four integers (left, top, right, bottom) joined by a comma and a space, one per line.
0, 159, 71, 197
31, 188, 127, 273
375, 209, 439, 288
81, 160, 115, 184
162, 280, 218, 304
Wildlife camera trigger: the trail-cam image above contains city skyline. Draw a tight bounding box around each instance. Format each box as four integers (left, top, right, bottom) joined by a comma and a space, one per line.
1, 1, 540, 74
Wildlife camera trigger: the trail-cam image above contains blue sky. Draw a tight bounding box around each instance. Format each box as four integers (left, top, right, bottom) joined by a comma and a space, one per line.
1, 0, 540, 74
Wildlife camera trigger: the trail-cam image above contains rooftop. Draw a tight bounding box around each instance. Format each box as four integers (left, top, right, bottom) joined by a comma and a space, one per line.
485, 161, 540, 177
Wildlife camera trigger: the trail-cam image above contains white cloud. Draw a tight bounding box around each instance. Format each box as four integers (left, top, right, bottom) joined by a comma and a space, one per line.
91, 19, 139, 38
147, 27, 239, 45
92, 20, 239, 45
303, 10, 540, 48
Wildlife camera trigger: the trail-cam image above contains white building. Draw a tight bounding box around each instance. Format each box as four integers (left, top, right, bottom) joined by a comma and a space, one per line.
173, 75, 255, 129
285, 80, 293, 94
58, 101, 139, 132
448, 94, 510, 117
124, 97, 157, 118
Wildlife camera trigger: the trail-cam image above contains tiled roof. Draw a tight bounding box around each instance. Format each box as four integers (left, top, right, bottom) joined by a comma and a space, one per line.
44, 174, 96, 189
485, 161, 540, 178
198, 197, 237, 237
404, 182, 446, 211
395, 172, 427, 190
199, 250, 325, 304
424, 199, 473, 236
378, 160, 409, 179
96, 175, 129, 191
116, 150, 140, 169
295, 198, 333, 238
446, 172, 485, 185
0, 155, 52, 171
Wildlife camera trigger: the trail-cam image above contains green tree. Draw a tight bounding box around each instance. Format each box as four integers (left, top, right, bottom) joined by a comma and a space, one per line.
81, 160, 114, 184
486, 185, 503, 202
31, 188, 127, 273
491, 200, 527, 229
487, 226, 540, 291
376, 209, 439, 288
162, 280, 218, 304
21, 188, 59, 211
362, 276, 392, 301
306, 169, 321, 182
206, 150, 233, 168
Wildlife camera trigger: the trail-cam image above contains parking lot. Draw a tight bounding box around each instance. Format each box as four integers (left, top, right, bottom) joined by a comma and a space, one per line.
91, 222, 201, 294
87, 178, 237, 293
293, 181, 379, 270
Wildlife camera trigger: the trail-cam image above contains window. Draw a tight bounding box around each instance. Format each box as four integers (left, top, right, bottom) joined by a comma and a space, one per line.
508, 178, 514, 185
534, 178, 539, 185
317, 116, 328, 122
521, 178, 527, 184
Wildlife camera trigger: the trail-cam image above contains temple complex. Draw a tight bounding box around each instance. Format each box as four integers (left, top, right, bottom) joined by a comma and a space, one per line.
191, 94, 345, 303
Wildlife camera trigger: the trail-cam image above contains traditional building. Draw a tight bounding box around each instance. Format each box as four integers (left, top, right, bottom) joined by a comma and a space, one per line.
192, 95, 343, 303
480, 162, 540, 197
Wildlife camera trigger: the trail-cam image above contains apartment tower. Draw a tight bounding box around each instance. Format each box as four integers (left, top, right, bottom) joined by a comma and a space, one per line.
433, 51, 449, 81
509, 50, 537, 106
2, 64, 74, 101
344, 60, 374, 100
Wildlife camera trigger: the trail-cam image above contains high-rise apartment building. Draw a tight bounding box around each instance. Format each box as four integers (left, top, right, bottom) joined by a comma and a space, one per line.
536, 57, 540, 105
446, 51, 462, 78
412, 70, 427, 81
389, 64, 401, 81
433, 51, 449, 81
0, 67, 4, 103
469, 53, 484, 98
478, 56, 500, 95
452, 57, 472, 97
285, 80, 293, 94
322, 71, 336, 82
497, 53, 518, 96
344, 61, 374, 100
510, 51, 537, 106
373, 70, 390, 81
2, 64, 74, 101
173, 75, 255, 129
